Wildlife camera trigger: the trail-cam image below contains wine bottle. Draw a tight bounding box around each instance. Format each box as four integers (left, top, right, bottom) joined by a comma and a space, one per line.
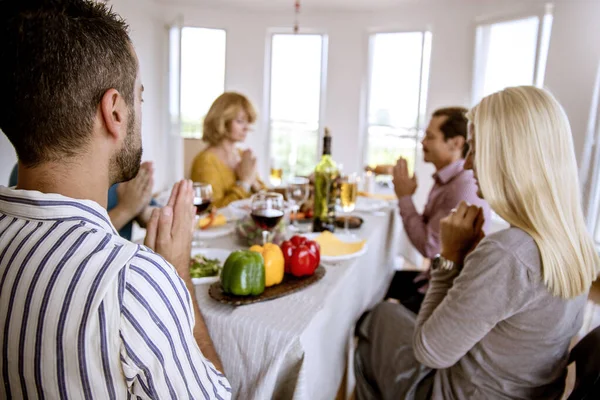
312, 127, 339, 232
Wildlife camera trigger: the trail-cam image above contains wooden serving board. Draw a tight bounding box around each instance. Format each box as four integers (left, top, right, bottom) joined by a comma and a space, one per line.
208, 266, 326, 306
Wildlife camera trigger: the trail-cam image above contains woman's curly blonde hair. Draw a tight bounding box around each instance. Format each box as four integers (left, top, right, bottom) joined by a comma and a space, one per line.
202, 92, 257, 145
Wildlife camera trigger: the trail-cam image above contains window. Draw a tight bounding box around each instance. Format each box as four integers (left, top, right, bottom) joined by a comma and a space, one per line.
179, 27, 226, 138
582, 64, 600, 244
472, 10, 553, 103
365, 31, 432, 174
267, 33, 327, 178
472, 10, 553, 229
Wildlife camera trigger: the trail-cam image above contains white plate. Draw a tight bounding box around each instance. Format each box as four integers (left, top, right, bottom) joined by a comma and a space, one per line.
354, 197, 388, 212
195, 208, 237, 239
195, 223, 235, 239
301, 232, 368, 263
227, 199, 253, 214
190, 248, 231, 285
228, 198, 294, 215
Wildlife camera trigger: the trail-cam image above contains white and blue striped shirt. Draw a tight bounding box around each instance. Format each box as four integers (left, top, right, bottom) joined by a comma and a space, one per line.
0, 186, 231, 399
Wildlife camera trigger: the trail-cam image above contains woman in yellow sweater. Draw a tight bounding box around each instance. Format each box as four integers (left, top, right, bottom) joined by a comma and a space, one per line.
191, 92, 265, 207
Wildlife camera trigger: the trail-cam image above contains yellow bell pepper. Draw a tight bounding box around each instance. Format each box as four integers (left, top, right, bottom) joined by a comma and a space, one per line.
249, 243, 285, 287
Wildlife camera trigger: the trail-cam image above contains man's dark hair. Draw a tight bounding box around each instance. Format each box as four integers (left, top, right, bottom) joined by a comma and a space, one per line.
432, 107, 469, 157
0, 0, 137, 166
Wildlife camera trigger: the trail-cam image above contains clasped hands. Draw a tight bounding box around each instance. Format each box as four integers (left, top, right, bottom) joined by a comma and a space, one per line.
392, 157, 417, 198
440, 201, 486, 265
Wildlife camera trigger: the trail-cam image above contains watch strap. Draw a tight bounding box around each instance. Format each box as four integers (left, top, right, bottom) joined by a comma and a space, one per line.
432, 254, 457, 271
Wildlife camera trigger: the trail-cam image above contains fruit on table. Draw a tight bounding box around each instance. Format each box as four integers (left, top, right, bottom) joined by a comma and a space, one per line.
220, 250, 265, 296
365, 164, 393, 175
289, 212, 306, 221
280, 235, 321, 277
198, 213, 227, 230
249, 243, 285, 287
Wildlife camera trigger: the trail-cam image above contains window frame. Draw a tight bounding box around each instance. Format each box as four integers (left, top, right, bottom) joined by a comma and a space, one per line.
471, 4, 554, 105
361, 28, 432, 170
263, 28, 329, 178
470, 5, 553, 230
584, 65, 600, 245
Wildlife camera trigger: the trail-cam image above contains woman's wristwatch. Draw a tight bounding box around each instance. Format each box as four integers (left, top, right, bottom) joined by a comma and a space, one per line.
431, 254, 460, 271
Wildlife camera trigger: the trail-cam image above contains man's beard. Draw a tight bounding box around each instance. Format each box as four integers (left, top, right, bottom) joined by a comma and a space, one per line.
112, 109, 143, 184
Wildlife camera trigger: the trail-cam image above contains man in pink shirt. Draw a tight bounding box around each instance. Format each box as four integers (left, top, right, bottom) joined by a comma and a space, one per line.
385, 107, 490, 313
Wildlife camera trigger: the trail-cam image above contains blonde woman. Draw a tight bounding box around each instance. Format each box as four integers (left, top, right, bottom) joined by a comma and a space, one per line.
191, 92, 265, 207
354, 86, 599, 400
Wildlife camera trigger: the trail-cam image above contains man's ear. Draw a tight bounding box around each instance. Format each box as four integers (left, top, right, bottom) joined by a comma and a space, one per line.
99, 88, 127, 143
449, 135, 466, 152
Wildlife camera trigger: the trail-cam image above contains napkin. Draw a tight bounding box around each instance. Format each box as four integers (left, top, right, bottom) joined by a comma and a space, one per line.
314, 231, 366, 256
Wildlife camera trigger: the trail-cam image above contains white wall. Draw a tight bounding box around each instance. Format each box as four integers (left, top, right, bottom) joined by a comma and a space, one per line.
544, 0, 600, 162
111, 0, 170, 191
150, 0, 600, 266
155, 0, 600, 182
2, 0, 599, 198
153, 0, 597, 211
0, 0, 168, 191
0, 136, 16, 186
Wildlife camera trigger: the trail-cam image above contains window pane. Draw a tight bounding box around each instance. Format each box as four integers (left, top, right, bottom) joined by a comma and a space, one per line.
366, 32, 429, 172
480, 17, 539, 98
180, 28, 226, 138
368, 127, 420, 169
269, 34, 324, 178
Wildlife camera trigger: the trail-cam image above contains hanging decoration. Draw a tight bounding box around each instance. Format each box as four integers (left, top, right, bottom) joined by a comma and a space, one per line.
293, 0, 301, 34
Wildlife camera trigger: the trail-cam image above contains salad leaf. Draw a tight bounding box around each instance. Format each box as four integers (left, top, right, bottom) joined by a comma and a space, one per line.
189, 255, 222, 278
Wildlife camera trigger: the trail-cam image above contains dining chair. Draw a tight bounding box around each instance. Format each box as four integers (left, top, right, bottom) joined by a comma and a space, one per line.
567, 324, 600, 399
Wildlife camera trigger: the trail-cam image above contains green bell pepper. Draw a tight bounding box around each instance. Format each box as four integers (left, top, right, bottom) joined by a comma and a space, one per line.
221, 250, 265, 296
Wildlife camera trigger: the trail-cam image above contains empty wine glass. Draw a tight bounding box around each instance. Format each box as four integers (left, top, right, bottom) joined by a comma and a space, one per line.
286, 176, 310, 232
339, 173, 358, 236
192, 182, 213, 248
250, 192, 284, 245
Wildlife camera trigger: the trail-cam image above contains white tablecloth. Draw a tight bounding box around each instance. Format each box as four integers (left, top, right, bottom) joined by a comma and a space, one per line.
194, 205, 401, 399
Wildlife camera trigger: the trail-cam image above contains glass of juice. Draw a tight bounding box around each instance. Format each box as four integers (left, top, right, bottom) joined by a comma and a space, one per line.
339, 173, 358, 236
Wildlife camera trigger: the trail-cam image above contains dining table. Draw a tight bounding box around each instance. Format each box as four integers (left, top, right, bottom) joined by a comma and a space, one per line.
193, 198, 401, 399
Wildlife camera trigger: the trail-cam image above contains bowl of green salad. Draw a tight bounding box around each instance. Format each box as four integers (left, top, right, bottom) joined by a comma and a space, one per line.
189, 248, 231, 285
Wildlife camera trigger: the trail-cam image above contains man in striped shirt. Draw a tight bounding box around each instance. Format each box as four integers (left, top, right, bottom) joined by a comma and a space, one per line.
0, 1, 231, 398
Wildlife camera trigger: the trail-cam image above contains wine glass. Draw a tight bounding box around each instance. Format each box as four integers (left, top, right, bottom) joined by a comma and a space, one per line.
339, 173, 358, 236
250, 192, 285, 245
286, 177, 310, 233
192, 183, 213, 248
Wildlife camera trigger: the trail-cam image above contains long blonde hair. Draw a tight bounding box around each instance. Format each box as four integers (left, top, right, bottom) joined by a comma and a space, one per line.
468, 86, 599, 299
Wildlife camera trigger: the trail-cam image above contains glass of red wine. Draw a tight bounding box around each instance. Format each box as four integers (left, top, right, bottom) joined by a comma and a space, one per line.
250, 192, 285, 245
192, 182, 213, 248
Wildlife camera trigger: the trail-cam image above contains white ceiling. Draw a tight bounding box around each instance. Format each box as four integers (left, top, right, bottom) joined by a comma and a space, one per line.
156, 0, 423, 12
155, 0, 556, 13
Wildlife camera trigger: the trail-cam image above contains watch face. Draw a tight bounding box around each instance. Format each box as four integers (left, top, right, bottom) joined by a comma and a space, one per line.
432, 256, 442, 270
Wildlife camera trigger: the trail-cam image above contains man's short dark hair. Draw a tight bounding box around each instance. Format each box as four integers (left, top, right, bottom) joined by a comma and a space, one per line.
432, 107, 469, 157
0, 0, 138, 166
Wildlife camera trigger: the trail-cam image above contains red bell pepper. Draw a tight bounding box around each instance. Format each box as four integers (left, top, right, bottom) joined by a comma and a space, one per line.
281, 235, 320, 277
